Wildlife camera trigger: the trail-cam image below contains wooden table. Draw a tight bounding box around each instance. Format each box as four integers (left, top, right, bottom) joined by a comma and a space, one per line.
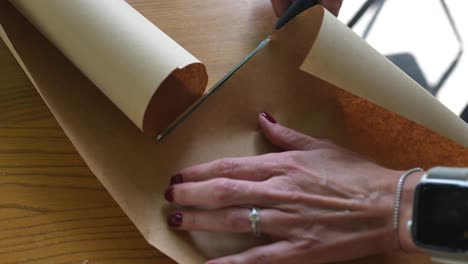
0, 1, 276, 263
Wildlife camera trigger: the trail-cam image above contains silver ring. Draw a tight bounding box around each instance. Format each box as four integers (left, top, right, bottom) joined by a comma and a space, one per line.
249, 207, 261, 237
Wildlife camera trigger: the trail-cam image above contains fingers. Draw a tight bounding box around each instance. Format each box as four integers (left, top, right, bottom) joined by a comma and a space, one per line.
206, 240, 302, 264
168, 176, 361, 210
176, 154, 283, 183
172, 113, 336, 184
271, 0, 293, 17
169, 207, 296, 237
167, 113, 338, 208
168, 178, 276, 207
259, 113, 335, 151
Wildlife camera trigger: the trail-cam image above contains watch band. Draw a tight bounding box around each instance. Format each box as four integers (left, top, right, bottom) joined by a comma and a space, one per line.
421, 167, 468, 264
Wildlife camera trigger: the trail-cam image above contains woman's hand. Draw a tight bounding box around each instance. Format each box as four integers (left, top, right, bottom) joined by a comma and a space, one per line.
271, 0, 343, 17
165, 113, 410, 264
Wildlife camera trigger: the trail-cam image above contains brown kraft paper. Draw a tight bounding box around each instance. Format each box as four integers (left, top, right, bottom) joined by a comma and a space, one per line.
1, 3, 467, 264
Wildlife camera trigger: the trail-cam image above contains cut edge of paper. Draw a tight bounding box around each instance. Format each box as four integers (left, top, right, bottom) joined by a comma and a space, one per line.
0, 26, 38, 89
300, 8, 468, 147
143, 63, 208, 136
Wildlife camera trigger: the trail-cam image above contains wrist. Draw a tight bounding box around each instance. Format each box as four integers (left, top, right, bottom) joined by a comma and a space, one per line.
374, 168, 418, 253
397, 170, 425, 253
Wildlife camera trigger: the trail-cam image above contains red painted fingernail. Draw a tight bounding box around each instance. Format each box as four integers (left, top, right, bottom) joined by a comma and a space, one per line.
164, 187, 174, 202
261, 112, 277, 124
168, 212, 183, 227
170, 173, 183, 185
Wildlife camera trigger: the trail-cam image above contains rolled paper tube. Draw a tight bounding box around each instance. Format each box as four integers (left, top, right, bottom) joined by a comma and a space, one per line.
300, 9, 468, 146
10, 0, 208, 135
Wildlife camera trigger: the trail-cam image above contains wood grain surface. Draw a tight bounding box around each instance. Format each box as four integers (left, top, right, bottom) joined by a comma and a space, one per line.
0, 1, 276, 263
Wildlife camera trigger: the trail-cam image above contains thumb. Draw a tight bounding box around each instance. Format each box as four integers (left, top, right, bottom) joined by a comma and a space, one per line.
271, 0, 293, 17
320, 0, 343, 16
258, 112, 328, 151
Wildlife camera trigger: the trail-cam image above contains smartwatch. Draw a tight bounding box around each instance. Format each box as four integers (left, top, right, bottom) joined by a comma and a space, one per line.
408, 167, 468, 264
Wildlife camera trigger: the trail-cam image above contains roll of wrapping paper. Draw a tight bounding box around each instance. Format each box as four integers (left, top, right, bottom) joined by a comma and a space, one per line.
10, 0, 208, 136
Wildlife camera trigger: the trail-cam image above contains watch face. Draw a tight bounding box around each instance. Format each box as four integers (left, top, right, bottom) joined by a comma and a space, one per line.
412, 182, 468, 252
